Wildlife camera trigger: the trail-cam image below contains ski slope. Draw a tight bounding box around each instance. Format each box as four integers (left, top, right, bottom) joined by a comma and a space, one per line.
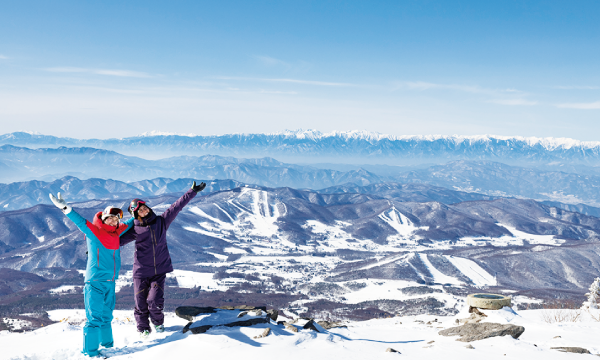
444, 255, 496, 287
418, 254, 462, 286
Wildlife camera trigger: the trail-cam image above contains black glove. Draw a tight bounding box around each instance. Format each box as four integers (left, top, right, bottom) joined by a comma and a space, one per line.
191, 181, 207, 193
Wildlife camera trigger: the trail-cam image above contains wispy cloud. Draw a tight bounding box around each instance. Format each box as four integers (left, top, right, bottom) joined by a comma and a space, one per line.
402, 81, 484, 93
0, 55, 8, 59
397, 81, 522, 95
556, 101, 600, 109
45, 67, 151, 78
488, 99, 538, 106
259, 90, 298, 95
396, 81, 537, 106
253, 55, 289, 67
552, 85, 600, 90
215, 76, 354, 87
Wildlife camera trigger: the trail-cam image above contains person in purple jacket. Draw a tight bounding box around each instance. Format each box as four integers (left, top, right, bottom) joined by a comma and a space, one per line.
120, 181, 206, 338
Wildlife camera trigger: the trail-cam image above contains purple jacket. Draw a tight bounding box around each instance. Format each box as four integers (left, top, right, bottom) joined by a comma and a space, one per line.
120, 189, 197, 278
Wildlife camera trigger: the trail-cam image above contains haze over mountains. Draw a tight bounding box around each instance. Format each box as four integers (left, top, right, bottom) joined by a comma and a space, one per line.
2, 130, 600, 322
4, 142, 600, 209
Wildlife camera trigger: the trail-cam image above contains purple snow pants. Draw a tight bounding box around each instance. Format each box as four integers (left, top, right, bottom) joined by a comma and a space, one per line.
133, 273, 166, 332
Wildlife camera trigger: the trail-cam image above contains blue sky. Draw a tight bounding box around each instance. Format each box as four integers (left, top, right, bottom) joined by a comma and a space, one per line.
0, 1, 599, 139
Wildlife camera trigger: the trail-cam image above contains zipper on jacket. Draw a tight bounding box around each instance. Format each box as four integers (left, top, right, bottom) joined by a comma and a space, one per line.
112, 250, 116, 281
151, 227, 157, 275
97, 248, 100, 268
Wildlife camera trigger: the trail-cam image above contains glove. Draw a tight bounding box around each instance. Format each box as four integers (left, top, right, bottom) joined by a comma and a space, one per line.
191, 181, 207, 193
49, 192, 72, 214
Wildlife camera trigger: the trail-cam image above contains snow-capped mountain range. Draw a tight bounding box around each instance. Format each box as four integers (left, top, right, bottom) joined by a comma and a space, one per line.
4, 130, 600, 165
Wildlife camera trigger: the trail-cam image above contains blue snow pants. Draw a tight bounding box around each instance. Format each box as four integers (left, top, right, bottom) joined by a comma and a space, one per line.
83, 281, 116, 357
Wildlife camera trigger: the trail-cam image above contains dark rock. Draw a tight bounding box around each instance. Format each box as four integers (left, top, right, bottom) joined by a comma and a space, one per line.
317, 320, 347, 329
182, 322, 193, 334
176, 305, 268, 322
237, 311, 248, 318
438, 323, 525, 342
175, 306, 217, 321
551, 347, 591, 354
465, 344, 475, 349
223, 317, 269, 328
186, 312, 270, 334
189, 325, 213, 334
385, 348, 400, 353
303, 319, 320, 332
267, 309, 279, 322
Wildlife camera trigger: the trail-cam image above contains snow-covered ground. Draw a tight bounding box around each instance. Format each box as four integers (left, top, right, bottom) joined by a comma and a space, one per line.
2, 307, 599, 359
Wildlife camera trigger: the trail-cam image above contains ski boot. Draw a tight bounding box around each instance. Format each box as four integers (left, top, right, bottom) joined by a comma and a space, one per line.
155, 324, 165, 333
139, 329, 150, 339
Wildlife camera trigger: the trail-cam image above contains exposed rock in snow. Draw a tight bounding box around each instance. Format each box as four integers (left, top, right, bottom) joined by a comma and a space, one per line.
439, 322, 525, 342
550, 347, 591, 354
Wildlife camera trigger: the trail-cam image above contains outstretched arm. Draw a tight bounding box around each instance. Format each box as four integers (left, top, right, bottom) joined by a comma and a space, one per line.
50, 192, 95, 242
162, 181, 206, 229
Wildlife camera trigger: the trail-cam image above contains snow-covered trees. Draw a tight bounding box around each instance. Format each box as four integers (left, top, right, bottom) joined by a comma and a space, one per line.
581, 277, 600, 310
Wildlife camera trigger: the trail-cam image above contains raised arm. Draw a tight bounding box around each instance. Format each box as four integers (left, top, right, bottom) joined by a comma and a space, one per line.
50, 192, 95, 241
162, 181, 206, 229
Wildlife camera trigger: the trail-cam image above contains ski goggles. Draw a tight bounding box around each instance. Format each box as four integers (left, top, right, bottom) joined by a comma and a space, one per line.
129, 199, 147, 213
102, 207, 123, 219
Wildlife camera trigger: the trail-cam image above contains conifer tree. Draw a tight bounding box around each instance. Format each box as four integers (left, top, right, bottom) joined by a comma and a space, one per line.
581, 277, 600, 310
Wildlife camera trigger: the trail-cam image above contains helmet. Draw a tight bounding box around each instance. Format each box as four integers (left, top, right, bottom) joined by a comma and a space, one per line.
128, 198, 147, 217
101, 206, 123, 221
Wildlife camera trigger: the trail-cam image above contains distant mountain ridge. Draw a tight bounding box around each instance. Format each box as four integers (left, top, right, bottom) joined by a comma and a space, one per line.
0, 145, 384, 186
4, 145, 600, 208
4, 130, 600, 165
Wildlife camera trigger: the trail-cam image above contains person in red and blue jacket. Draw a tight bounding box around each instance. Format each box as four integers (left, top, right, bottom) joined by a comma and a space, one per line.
49, 192, 134, 357
120, 181, 206, 338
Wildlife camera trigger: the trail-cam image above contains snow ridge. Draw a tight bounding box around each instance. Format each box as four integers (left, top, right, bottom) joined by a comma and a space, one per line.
131, 129, 600, 150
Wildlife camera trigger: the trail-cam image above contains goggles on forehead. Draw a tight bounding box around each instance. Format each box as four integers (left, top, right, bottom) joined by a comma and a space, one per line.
102, 206, 123, 220
129, 199, 146, 213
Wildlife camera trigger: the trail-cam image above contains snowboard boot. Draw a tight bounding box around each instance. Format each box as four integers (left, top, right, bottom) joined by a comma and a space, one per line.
155, 324, 165, 333
139, 330, 150, 339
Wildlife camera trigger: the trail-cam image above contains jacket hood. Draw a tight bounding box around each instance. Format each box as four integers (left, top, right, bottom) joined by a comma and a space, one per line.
92, 212, 124, 234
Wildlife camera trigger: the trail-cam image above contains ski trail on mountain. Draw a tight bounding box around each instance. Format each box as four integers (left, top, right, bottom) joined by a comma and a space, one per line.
418, 254, 462, 285
214, 204, 235, 222
379, 208, 425, 236
443, 255, 496, 287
